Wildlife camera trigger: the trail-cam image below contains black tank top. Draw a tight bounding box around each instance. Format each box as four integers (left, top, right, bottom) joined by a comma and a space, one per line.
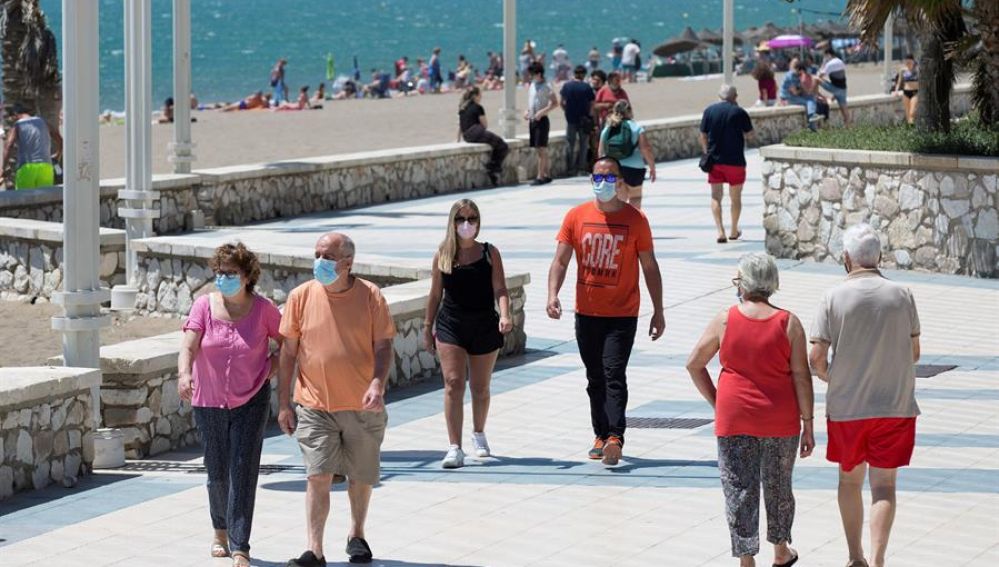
441, 243, 495, 312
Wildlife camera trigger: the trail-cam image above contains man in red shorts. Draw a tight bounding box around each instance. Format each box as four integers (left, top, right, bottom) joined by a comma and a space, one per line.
698, 84, 755, 244
809, 223, 921, 567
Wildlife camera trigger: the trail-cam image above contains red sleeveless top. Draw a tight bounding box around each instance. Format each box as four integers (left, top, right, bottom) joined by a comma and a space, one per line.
715, 306, 800, 437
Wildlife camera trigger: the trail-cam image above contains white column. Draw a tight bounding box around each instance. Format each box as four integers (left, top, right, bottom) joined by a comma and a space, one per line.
54, 0, 111, 427
499, 0, 517, 139
113, 0, 160, 311
169, 0, 195, 174
883, 15, 894, 93
722, 0, 734, 84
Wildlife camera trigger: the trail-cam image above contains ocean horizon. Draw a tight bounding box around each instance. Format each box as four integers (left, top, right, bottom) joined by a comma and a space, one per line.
32, 0, 847, 111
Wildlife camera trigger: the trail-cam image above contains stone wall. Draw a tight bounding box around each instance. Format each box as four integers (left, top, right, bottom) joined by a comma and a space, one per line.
0, 87, 972, 234
0, 367, 101, 500
760, 145, 998, 277
0, 218, 127, 301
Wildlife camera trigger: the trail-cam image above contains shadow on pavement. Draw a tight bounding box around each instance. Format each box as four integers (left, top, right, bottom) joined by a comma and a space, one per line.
0, 472, 140, 516
254, 560, 482, 567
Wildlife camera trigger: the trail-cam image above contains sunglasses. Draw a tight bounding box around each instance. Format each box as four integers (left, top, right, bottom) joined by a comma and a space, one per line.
216, 270, 240, 278
591, 174, 618, 183
454, 215, 479, 223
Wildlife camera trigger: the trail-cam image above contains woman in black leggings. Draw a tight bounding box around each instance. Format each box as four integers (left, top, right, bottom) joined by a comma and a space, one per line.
456, 87, 509, 186
424, 199, 513, 469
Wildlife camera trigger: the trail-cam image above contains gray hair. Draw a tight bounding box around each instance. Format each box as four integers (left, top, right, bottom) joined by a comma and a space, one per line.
738, 253, 780, 299
718, 84, 737, 101
843, 223, 881, 268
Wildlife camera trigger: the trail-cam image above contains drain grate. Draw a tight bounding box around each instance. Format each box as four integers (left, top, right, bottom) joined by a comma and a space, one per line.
118, 462, 300, 475
916, 364, 958, 378
627, 417, 713, 429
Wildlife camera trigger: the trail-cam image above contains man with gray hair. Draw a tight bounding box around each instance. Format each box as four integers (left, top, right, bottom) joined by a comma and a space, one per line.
278, 232, 396, 566
808, 223, 921, 567
699, 84, 755, 244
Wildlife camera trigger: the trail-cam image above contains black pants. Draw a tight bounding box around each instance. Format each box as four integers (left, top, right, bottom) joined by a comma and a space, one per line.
463, 124, 509, 173
575, 314, 637, 441
192, 383, 270, 554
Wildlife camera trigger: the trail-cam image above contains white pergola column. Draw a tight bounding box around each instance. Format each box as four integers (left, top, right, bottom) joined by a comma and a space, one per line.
169, 0, 195, 174
883, 15, 894, 93
53, 0, 111, 427
722, 0, 734, 85
112, 0, 159, 311
499, 0, 517, 139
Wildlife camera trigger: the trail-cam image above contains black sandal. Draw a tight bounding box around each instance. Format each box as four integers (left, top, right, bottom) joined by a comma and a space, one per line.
346, 536, 373, 564
716, 236, 728, 244
773, 551, 799, 567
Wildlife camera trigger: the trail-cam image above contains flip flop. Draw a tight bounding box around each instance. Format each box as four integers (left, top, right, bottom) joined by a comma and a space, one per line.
717, 236, 728, 244
729, 230, 743, 241
773, 551, 799, 567
211, 542, 230, 558
232, 552, 251, 567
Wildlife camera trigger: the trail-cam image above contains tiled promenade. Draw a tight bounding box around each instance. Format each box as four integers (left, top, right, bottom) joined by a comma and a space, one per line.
2, 152, 998, 566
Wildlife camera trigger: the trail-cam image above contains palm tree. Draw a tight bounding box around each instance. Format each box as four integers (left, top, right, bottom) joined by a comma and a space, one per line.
0, 0, 61, 183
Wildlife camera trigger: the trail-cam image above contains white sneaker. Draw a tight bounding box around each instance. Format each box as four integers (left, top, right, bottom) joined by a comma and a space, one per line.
472, 432, 491, 458
441, 445, 465, 469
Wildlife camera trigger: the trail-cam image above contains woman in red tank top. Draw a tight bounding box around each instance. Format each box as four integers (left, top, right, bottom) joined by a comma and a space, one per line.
686, 253, 815, 567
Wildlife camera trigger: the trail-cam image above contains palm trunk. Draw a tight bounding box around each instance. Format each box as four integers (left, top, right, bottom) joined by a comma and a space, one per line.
914, 10, 964, 133
974, 0, 999, 127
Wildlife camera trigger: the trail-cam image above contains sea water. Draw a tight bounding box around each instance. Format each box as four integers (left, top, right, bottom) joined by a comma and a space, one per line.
34, 0, 846, 111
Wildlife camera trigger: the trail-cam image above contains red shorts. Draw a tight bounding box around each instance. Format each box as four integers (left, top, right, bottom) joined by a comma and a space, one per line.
708, 164, 746, 186
827, 417, 916, 472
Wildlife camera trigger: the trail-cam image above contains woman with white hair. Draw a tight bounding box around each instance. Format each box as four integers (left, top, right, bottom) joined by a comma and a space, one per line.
686, 252, 815, 567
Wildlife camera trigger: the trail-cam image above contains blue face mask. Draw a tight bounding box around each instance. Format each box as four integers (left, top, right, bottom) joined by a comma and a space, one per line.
593, 180, 617, 202
215, 274, 243, 297
314, 257, 339, 286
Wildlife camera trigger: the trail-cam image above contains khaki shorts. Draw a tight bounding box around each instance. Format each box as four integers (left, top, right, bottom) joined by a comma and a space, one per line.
295, 406, 387, 485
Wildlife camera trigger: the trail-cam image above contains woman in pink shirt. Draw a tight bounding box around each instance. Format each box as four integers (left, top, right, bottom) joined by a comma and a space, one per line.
178, 242, 282, 567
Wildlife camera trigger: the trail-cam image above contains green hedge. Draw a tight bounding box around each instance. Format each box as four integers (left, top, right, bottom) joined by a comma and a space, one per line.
784, 116, 999, 157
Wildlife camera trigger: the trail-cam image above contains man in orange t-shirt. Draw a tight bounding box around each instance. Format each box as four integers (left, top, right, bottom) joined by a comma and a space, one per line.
547, 156, 665, 466
277, 232, 395, 567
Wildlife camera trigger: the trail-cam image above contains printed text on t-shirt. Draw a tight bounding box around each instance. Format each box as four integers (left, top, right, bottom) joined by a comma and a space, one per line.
579, 222, 629, 287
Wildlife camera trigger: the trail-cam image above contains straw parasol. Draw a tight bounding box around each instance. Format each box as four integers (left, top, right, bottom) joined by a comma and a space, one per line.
652, 26, 704, 58
699, 27, 744, 46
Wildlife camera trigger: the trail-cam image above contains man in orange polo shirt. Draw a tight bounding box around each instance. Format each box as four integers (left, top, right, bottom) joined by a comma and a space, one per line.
277, 232, 395, 567
547, 156, 665, 466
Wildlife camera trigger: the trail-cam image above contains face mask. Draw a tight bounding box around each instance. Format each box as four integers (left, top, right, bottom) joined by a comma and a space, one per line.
593, 180, 617, 203
215, 274, 243, 297
457, 221, 477, 240
314, 257, 339, 286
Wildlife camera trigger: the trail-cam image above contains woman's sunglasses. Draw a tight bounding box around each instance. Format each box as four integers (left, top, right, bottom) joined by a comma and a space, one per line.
591, 174, 618, 183
454, 215, 479, 223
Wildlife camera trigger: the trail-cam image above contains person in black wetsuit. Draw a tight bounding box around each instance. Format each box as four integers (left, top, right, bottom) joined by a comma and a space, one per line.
424, 199, 514, 469
456, 86, 508, 186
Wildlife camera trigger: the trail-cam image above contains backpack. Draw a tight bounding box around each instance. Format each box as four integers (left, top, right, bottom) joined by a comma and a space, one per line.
605, 121, 636, 160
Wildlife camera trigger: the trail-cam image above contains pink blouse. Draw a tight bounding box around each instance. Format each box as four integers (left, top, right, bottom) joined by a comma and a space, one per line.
183, 294, 282, 409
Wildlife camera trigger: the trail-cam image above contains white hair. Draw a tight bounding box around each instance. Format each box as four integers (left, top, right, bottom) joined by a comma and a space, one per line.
738, 253, 780, 299
843, 223, 881, 268
718, 84, 737, 101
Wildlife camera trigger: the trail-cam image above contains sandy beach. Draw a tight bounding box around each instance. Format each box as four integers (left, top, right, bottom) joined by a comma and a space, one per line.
99, 64, 897, 179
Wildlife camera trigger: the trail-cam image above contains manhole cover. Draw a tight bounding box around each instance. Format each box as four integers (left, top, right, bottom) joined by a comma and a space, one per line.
916, 364, 957, 378
627, 417, 713, 429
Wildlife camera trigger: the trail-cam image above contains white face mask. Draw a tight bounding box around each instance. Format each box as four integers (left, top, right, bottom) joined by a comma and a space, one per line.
457, 221, 477, 240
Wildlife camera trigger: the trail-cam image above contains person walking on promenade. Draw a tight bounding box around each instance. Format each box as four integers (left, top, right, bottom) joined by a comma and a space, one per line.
594, 71, 629, 130
178, 243, 283, 567
808, 223, 921, 567
598, 100, 655, 210
893, 55, 919, 125
2, 103, 61, 190
699, 84, 755, 244
270, 58, 289, 104
547, 156, 665, 466
780, 58, 821, 129
456, 87, 508, 186
525, 62, 558, 186
818, 47, 850, 125
561, 65, 596, 176
424, 199, 513, 469
686, 253, 815, 567
278, 232, 395, 566
430, 47, 443, 93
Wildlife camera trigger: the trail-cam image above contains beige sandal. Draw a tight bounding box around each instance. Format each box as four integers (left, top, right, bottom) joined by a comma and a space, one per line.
211, 541, 230, 558
232, 552, 251, 566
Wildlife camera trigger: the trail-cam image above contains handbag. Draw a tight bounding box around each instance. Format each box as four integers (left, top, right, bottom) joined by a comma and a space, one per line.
698, 151, 716, 173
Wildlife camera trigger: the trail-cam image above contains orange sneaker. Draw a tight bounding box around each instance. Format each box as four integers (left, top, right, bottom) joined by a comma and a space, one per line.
602, 435, 623, 465
587, 438, 606, 460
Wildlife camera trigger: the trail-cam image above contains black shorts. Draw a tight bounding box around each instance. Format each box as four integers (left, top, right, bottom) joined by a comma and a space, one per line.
435, 308, 503, 355
620, 165, 646, 187
529, 116, 550, 148
903, 89, 918, 99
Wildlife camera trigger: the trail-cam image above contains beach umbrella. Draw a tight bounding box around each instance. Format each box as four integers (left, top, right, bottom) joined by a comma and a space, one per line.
652, 26, 703, 58
326, 53, 336, 81
759, 21, 785, 40
699, 27, 744, 47
767, 35, 813, 49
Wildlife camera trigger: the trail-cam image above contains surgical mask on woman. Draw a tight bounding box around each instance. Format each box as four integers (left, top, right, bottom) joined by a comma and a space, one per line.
456, 221, 477, 240
215, 274, 243, 297
313, 257, 339, 286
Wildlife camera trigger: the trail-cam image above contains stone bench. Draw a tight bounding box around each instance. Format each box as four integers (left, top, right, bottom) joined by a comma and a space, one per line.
0, 367, 101, 500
